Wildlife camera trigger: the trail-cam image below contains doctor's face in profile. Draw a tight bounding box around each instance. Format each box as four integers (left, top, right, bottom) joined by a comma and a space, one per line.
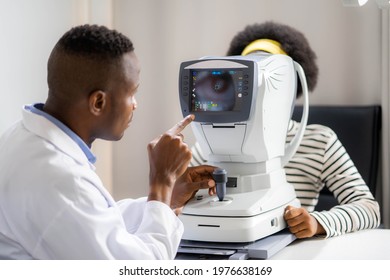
103, 52, 140, 141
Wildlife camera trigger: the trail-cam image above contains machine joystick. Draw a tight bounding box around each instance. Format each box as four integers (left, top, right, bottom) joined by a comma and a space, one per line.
212, 168, 227, 201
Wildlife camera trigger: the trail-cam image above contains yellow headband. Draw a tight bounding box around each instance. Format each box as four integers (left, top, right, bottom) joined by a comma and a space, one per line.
241, 39, 287, 56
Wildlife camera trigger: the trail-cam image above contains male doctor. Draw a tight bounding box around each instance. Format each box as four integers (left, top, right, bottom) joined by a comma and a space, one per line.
0, 24, 216, 259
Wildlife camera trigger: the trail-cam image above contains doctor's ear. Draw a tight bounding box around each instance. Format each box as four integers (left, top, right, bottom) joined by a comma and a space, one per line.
88, 90, 107, 116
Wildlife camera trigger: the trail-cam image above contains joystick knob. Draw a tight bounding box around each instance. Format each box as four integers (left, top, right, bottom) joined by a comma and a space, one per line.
212, 168, 227, 201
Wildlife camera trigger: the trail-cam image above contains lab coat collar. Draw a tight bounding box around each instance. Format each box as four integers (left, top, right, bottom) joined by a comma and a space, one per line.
25, 104, 96, 164
22, 106, 96, 170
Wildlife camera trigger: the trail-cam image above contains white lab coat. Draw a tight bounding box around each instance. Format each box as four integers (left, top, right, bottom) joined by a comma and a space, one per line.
0, 107, 184, 259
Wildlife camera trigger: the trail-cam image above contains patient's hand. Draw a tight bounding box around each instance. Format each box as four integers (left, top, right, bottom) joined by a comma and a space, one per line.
284, 205, 325, 238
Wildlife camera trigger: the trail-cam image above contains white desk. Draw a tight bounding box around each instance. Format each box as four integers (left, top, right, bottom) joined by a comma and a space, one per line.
270, 229, 390, 260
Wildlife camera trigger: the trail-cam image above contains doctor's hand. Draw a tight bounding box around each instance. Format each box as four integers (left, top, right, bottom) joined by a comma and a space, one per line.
284, 205, 325, 238
147, 115, 194, 206
171, 165, 216, 215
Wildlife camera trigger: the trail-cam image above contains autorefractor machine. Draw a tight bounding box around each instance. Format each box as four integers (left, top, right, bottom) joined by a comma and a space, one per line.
177, 52, 309, 258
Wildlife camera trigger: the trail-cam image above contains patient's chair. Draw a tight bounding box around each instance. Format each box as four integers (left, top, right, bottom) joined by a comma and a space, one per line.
292, 105, 381, 211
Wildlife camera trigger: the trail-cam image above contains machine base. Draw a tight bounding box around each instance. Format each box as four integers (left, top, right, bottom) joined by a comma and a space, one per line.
180, 198, 300, 243
176, 228, 296, 260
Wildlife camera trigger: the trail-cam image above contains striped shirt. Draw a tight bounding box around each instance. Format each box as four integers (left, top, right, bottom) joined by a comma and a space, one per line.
191, 120, 381, 238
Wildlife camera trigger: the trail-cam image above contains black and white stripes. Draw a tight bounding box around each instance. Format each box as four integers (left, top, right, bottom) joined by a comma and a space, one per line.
286, 121, 380, 237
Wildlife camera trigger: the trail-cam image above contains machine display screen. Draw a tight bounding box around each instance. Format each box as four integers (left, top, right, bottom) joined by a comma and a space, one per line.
179, 58, 254, 123
190, 69, 244, 112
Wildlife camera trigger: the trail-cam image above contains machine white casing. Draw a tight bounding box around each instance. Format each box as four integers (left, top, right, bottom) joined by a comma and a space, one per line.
178, 54, 309, 243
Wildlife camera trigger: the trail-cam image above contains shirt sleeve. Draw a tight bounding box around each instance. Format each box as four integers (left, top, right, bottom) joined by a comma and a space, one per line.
32, 176, 183, 260
310, 134, 381, 238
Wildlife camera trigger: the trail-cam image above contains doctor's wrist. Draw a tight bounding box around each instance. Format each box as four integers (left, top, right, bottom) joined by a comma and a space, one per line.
147, 186, 173, 206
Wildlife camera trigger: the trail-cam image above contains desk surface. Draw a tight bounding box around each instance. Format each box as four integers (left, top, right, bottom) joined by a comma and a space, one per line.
270, 229, 390, 260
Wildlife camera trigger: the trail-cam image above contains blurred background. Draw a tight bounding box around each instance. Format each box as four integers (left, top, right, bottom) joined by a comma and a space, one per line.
1, 0, 388, 226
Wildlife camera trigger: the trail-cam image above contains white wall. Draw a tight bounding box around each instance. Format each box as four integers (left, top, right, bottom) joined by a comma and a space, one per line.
380, 8, 390, 228
0, 0, 74, 135
112, 0, 382, 199
0, 0, 114, 192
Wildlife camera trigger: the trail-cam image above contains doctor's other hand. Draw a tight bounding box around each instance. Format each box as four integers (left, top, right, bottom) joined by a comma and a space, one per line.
284, 205, 325, 238
147, 115, 194, 206
171, 165, 216, 215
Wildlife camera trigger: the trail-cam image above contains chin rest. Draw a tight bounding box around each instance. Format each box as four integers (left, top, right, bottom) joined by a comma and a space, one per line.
292, 105, 381, 211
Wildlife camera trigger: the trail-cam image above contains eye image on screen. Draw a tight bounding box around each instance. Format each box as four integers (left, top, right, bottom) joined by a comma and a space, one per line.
191, 70, 243, 112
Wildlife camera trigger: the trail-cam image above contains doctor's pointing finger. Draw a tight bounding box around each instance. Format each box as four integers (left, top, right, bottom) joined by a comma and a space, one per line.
147, 115, 195, 205
167, 114, 195, 136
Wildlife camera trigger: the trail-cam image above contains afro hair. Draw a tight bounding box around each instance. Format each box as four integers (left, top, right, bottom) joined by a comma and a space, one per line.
227, 21, 318, 96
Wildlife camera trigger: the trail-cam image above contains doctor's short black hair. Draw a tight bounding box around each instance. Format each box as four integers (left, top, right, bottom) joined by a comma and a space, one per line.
227, 21, 319, 97
55, 24, 134, 58
47, 24, 134, 101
